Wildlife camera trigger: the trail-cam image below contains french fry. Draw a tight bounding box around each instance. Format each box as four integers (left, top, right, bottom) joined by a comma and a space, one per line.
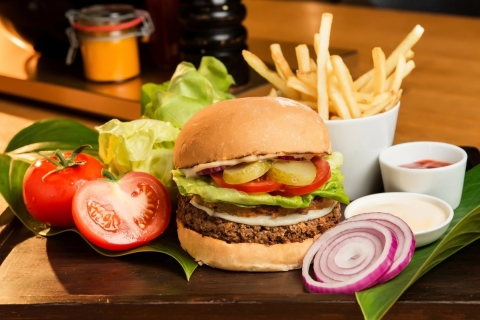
296, 70, 317, 89
287, 76, 318, 98
405, 49, 414, 60
274, 62, 286, 80
329, 90, 352, 119
298, 100, 318, 110
385, 89, 403, 110
390, 54, 406, 91
385, 60, 415, 90
327, 67, 352, 119
301, 92, 316, 101
268, 88, 278, 97
295, 44, 311, 72
354, 24, 424, 91
371, 90, 394, 106
242, 50, 300, 100
330, 115, 343, 120
271, 44, 295, 79
386, 24, 423, 72
361, 94, 395, 117
356, 75, 373, 93
372, 47, 386, 96
316, 13, 333, 120
330, 55, 361, 118
357, 102, 372, 113
353, 71, 373, 92
353, 91, 373, 104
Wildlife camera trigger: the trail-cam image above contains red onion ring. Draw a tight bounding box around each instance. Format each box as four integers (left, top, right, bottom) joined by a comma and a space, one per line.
302, 220, 398, 294
197, 165, 230, 175
344, 212, 415, 285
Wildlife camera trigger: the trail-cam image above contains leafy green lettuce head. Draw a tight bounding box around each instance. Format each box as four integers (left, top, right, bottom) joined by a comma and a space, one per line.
96, 118, 181, 200
141, 56, 236, 129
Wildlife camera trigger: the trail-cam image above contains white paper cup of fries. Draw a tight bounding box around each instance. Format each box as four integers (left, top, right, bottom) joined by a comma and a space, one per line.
325, 102, 400, 199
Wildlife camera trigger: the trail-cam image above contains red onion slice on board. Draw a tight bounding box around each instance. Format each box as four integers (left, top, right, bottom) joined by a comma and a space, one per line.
197, 166, 230, 175
343, 212, 416, 284
302, 220, 398, 294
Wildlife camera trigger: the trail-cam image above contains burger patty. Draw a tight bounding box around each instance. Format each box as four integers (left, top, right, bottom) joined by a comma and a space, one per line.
176, 194, 341, 245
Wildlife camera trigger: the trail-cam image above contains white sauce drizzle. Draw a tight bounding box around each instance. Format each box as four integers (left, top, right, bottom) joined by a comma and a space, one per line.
190, 199, 337, 227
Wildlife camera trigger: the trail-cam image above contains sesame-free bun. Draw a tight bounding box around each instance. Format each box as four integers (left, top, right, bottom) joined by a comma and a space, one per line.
176, 219, 318, 271
173, 97, 332, 169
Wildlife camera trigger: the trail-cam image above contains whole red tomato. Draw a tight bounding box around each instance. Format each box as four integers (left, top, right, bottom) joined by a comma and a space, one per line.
72, 171, 171, 251
22, 145, 106, 227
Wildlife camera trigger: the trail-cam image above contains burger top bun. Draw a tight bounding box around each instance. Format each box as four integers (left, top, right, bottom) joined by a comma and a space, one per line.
174, 97, 332, 169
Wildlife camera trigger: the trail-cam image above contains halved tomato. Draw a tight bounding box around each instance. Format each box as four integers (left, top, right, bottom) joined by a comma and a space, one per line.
271, 156, 331, 197
72, 171, 171, 251
210, 171, 284, 193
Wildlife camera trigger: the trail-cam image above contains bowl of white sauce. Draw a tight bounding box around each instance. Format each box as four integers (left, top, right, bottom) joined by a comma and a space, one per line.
344, 192, 454, 247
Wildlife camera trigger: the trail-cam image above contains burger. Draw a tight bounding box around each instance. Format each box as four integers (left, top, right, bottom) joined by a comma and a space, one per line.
171, 96, 349, 271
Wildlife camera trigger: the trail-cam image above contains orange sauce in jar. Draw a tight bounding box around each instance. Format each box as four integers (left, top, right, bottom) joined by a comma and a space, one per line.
80, 35, 140, 82
66, 4, 153, 82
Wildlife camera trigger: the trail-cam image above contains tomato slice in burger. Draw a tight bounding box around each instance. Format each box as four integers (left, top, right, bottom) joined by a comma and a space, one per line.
271, 156, 331, 197
210, 171, 284, 193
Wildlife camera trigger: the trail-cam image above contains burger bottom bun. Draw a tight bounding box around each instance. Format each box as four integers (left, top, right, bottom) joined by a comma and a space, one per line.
177, 218, 319, 272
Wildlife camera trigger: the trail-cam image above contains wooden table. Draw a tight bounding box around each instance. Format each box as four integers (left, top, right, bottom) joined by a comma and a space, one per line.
1, 1, 480, 319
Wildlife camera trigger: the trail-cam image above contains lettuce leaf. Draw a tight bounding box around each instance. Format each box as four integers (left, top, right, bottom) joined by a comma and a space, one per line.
96, 118, 181, 200
141, 56, 235, 129
100, 57, 235, 202
172, 152, 349, 207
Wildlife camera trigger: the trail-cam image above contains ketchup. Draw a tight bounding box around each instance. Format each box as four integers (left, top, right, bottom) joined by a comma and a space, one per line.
399, 159, 452, 169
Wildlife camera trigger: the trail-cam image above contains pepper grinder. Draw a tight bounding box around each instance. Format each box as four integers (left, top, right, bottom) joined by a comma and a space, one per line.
178, 0, 249, 86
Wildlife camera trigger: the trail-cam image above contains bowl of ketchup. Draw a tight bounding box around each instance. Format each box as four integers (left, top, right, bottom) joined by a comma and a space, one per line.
379, 141, 468, 209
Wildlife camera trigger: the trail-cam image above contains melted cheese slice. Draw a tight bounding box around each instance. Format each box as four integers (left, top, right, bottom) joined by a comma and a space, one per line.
190, 199, 337, 227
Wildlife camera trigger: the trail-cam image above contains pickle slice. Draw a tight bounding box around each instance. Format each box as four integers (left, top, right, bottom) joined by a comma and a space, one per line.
223, 160, 272, 184
267, 160, 316, 186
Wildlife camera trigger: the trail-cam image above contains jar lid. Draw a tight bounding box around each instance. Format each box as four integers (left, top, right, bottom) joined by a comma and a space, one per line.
73, 4, 145, 32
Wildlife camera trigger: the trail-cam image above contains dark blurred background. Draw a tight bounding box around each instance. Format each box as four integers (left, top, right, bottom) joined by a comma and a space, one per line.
0, 0, 147, 58
0, 0, 477, 60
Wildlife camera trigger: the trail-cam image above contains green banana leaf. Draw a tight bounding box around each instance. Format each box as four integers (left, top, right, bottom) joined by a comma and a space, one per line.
356, 164, 480, 319
0, 119, 198, 280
